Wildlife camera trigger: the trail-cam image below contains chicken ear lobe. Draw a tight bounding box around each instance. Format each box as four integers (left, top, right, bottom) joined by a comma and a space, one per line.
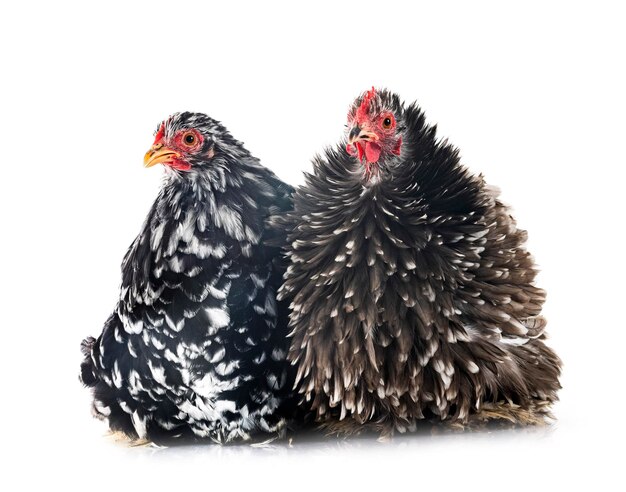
392, 137, 403, 156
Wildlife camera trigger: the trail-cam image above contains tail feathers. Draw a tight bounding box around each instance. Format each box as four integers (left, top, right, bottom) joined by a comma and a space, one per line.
79, 336, 98, 387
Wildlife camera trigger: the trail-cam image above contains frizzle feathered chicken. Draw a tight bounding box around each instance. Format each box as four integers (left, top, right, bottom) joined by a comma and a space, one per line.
278, 88, 561, 435
80, 112, 295, 444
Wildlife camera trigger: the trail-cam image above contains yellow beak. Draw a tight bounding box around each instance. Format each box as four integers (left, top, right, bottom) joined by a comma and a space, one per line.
144, 143, 180, 168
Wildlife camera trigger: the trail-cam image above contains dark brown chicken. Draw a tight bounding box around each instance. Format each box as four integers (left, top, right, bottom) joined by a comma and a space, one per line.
277, 88, 561, 435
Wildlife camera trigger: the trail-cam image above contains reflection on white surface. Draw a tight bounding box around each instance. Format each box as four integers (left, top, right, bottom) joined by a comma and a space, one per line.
58, 401, 617, 492
103, 419, 559, 460
95, 418, 558, 465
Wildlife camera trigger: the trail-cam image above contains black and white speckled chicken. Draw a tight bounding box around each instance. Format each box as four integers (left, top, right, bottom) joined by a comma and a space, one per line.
278, 88, 561, 435
80, 112, 295, 444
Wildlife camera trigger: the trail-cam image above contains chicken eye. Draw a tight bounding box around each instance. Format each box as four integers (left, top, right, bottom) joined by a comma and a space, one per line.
382, 116, 394, 129
183, 133, 196, 145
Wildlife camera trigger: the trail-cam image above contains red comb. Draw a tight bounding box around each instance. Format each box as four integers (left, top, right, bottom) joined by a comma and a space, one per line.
153, 123, 165, 145
356, 86, 376, 122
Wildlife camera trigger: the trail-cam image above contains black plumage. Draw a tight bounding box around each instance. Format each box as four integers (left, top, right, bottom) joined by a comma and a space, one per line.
277, 88, 561, 434
80, 112, 295, 444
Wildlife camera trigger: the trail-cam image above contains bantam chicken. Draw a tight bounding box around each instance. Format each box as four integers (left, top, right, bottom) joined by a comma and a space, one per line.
278, 88, 561, 435
80, 112, 295, 444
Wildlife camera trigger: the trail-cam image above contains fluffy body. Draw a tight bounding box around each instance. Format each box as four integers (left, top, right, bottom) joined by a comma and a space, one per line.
278, 90, 561, 434
80, 112, 295, 444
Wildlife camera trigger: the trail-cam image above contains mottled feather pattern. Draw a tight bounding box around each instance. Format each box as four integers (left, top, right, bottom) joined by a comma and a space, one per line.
80, 97, 560, 443
80, 112, 296, 444
278, 90, 561, 433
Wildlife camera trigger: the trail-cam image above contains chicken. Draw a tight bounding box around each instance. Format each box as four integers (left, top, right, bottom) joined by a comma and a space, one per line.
80, 112, 295, 444
278, 88, 562, 435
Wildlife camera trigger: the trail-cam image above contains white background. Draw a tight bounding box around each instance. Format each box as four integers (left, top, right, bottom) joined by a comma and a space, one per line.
1, 1, 624, 490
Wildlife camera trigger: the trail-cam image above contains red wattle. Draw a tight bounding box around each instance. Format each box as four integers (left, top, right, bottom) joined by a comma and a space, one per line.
346, 143, 356, 156
168, 158, 191, 171
356, 142, 364, 162
364, 142, 381, 163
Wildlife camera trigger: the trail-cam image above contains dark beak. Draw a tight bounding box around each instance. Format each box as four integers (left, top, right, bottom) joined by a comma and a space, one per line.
348, 125, 362, 143
348, 125, 379, 145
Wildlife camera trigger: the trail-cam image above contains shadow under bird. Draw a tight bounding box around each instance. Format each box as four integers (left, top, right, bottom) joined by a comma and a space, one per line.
80, 112, 295, 444
277, 88, 562, 435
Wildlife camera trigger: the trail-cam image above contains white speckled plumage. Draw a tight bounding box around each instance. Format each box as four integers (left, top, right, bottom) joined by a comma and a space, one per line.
80, 112, 296, 444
